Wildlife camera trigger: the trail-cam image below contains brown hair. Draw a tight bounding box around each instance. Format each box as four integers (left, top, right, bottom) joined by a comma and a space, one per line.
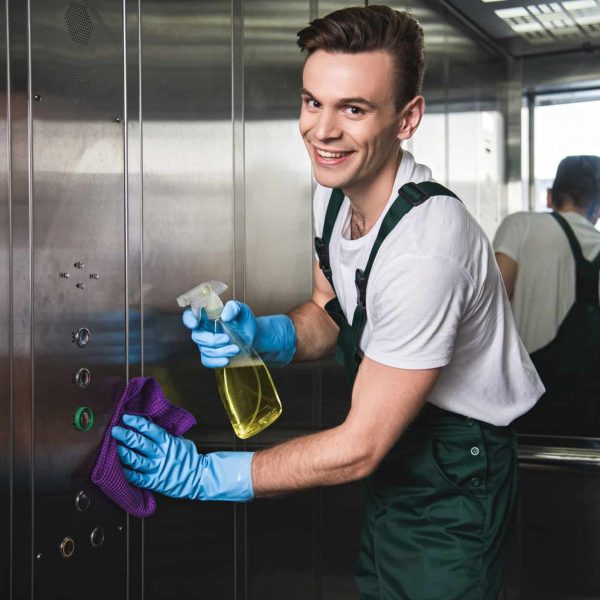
297, 5, 425, 111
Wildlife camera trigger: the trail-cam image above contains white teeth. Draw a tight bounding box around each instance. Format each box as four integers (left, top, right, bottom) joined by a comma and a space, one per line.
317, 149, 349, 158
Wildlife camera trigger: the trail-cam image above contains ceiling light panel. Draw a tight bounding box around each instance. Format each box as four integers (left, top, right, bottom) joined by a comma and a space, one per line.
493, 0, 600, 43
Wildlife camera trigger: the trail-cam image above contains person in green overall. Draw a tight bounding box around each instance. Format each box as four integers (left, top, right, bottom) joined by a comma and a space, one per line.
111, 6, 544, 599
495, 155, 600, 436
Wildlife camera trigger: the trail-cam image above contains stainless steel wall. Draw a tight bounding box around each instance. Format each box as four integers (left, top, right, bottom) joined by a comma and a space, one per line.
1, 1, 514, 599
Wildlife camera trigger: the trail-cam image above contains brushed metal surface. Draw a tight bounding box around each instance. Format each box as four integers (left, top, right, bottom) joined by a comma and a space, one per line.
9, 0, 33, 597
139, 1, 236, 599
0, 1, 9, 596
29, 0, 127, 597
124, 1, 144, 598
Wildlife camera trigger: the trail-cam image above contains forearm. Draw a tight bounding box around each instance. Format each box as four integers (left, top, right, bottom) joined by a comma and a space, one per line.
288, 300, 339, 362
251, 424, 373, 496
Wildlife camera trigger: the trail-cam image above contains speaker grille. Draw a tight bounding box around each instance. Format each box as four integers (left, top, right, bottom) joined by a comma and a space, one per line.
65, 1, 94, 46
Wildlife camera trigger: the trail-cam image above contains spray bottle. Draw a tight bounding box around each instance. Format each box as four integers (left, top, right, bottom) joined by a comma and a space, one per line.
177, 281, 282, 439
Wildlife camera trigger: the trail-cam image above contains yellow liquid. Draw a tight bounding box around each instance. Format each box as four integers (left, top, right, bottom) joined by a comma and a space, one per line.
216, 362, 282, 439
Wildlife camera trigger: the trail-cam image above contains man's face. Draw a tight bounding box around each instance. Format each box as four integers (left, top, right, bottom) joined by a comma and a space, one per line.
299, 50, 403, 192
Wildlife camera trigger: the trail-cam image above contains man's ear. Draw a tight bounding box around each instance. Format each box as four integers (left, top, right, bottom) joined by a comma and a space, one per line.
547, 188, 553, 209
397, 95, 425, 141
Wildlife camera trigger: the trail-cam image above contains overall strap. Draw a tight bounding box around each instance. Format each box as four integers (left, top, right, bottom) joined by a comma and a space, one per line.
551, 211, 600, 304
314, 188, 345, 292
551, 212, 585, 266
351, 182, 459, 333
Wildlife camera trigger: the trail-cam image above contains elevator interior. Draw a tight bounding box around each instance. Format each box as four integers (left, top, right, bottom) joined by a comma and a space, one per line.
1, 0, 599, 598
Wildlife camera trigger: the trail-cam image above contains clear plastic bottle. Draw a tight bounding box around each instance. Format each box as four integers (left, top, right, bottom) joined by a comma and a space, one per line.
177, 281, 282, 439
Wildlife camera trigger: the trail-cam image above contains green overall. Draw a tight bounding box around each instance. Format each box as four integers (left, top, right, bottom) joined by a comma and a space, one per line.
315, 182, 519, 600
518, 211, 600, 436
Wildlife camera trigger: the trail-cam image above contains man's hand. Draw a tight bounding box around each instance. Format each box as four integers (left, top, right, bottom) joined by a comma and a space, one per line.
182, 301, 296, 367
112, 414, 254, 502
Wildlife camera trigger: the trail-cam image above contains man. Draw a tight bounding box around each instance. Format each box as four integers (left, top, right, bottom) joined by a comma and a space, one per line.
494, 156, 600, 435
112, 7, 543, 599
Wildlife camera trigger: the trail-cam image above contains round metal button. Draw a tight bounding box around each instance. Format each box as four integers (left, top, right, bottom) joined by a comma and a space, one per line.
90, 527, 105, 548
75, 490, 91, 512
466, 418, 474, 426
471, 477, 481, 487
59, 537, 75, 559
470, 446, 480, 456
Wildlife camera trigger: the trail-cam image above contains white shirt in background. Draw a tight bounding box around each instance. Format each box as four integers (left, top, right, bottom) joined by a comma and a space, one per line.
493, 211, 600, 354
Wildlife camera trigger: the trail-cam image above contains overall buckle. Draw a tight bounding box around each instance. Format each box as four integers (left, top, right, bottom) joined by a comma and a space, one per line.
400, 182, 428, 206
315, 237, 333, 284
355, 268, 367, 310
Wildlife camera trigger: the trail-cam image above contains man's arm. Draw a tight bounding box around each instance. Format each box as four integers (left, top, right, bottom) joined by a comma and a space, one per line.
495, 252, 518, 301
287, 259, 339, 361
251, 357, 441, 495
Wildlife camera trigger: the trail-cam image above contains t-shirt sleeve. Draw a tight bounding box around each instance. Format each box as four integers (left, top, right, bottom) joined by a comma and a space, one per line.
364, 254, 473, 369
493, 213, 528, 261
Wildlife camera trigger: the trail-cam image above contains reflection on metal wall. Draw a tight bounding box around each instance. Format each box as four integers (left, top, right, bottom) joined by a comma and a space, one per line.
2, 1, 515, 599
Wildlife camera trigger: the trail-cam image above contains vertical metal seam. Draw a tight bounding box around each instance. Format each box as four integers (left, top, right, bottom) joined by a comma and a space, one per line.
122, 1, 130, 599
138, 0, 143, 380
5, 0, 12, 595
137, 0, 145, 597
26, 0, 34, 592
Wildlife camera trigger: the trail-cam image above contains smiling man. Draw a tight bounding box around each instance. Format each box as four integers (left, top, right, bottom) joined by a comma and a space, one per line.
112, 6, 543, 599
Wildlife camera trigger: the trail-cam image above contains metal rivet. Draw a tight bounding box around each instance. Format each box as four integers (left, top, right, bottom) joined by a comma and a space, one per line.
74, 261, 85, 269
33, 94, 41, 102
117, 525, 124, 533
470, 446, 480, 456
466, 418, 474, 426
35, 553, 42, 560
115, 116, 122, 123
471, 477, 481, 487
59, 272, 70, 279
76, 282, 85, 290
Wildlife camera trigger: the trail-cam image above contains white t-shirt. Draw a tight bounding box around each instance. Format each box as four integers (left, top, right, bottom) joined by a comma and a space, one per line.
313, 150, 543, 426
493, 211, 600, 354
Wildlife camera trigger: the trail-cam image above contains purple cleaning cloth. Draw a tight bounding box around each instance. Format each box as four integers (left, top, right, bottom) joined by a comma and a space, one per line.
91, 376, 197, 517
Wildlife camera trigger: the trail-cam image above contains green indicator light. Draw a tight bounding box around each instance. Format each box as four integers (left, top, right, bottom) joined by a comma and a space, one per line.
73, 406, 95, 432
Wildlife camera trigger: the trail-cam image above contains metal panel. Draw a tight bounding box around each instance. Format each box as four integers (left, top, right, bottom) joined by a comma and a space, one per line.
29, 0, 127, 597
0, 0, 9, 596
139, 1, 236, 599
9, 0, 33, 597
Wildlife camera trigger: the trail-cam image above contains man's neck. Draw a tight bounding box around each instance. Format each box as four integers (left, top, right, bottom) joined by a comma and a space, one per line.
344, 147, 402, 239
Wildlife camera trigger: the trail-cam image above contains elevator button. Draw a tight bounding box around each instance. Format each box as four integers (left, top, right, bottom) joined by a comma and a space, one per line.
90, 527, 105, 548
73, 406, 94, 431
59, 537, 75, 559
75, 490, 91, 511
72, 328, 91, 348
74, 367, 91, 388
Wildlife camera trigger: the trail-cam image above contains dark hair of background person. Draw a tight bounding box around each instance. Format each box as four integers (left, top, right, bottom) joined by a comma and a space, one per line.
296, 5, 425, 112
551, 155, 600, 213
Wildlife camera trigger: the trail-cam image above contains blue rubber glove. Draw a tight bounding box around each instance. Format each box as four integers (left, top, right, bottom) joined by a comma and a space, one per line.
182, 300, 296, 368
111, 414, 254, 502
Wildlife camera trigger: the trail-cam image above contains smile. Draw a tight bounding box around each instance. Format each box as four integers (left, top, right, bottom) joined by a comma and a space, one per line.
316, 148, 352, 158
313, 146, 355, 166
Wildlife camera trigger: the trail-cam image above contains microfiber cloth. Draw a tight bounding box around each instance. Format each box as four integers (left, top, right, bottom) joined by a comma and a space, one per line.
91, 376, 197, 517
